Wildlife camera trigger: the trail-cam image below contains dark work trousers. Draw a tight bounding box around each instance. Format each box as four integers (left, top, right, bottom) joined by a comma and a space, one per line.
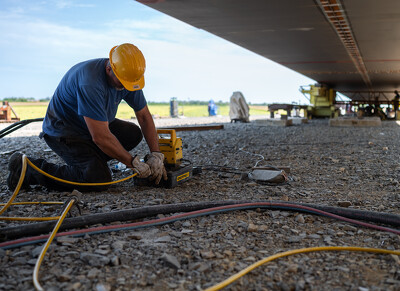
26, 119, 143, 192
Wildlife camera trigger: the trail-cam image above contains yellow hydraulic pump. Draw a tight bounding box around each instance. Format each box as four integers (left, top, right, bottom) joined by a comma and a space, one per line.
157, 129, 183, 166
154, 129, 193, 188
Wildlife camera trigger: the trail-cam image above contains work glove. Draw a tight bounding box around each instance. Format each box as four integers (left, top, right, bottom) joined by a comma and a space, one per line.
145, 152, 168, 184
131, 155, 151, 178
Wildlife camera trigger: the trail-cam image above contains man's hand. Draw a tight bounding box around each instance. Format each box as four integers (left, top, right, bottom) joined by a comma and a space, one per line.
145, 152, 168, 184
131, 156, 151, 178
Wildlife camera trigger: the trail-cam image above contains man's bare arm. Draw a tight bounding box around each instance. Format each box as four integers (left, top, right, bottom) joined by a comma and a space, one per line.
135, 105, 160, 152
84, 116, 133, 167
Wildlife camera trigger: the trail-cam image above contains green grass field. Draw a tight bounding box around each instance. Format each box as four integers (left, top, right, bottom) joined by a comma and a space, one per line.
9, 102, 269, 120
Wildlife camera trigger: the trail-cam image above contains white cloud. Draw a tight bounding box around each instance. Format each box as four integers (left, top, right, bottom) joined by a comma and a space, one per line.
51, 0, 96, 9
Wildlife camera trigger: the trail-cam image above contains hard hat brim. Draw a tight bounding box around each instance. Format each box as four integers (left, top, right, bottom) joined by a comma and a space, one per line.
119, 75, 145, 92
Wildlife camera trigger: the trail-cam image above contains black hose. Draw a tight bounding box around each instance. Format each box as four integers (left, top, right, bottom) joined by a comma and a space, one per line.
0, 118, 44, 138
1, 200, 399, 241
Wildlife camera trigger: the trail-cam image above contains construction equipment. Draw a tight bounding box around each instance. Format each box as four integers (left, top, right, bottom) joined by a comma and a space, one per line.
158, 129, 183, 166
157, 129, 193, 188
300, 84, 339, 118
0, 101, 20, 122
135, 129, 193, 188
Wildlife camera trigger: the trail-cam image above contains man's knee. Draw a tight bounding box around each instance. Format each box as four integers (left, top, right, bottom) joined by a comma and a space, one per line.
132, 127, 143, 147
110, 119, 143, 151
84, 160, 112, 183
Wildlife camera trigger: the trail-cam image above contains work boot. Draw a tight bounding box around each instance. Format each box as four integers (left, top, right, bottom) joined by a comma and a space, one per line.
7, 152, 30, 191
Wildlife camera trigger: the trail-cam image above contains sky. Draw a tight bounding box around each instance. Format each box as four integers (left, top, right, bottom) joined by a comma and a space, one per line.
0, 0, 316, 104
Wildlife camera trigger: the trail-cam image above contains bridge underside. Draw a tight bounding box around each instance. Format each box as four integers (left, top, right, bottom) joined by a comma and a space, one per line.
137, 0, 400, 102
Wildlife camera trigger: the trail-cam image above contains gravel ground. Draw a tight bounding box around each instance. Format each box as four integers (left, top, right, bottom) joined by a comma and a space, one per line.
1, 116, 400, 291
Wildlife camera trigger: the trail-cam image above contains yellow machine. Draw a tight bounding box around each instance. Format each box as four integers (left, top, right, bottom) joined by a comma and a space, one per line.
157, 129, 183, 166
156, 129, 193, 188
300, 84, 338, 118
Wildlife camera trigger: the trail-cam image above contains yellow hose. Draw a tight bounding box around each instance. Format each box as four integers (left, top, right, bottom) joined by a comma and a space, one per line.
0, 155, 27, 216
204, 246, 400, 291
26, 158, 137, 186
33, 199, 75, 291
0, 154, 133, 290
0, 154, 137, 221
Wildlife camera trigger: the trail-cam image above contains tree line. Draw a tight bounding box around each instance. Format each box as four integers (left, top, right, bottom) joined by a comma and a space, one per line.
1, 97, 51, 102
1, 97, 268, 106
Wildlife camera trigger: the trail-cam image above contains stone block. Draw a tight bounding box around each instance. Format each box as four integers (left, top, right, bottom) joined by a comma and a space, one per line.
290, 117, 308, 124
329, 117, 381, 127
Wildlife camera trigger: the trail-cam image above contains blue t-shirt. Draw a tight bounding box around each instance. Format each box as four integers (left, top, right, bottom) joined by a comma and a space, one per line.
42, 58, 147, 139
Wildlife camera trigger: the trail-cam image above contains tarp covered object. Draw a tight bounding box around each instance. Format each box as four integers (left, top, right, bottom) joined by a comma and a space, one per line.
229, 91, 250, 122
208, 100, 218, 116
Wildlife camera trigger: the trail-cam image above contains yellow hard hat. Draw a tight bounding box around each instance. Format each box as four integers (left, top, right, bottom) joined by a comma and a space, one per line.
109, 43, 146, 91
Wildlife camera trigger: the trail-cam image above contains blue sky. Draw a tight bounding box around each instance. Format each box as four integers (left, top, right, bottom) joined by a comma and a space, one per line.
0, 0, 316, 104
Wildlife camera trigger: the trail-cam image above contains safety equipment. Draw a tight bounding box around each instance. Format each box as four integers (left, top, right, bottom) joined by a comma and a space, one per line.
131, 156, 151, 178
109, 43, 146, 91
145, 152, 168, 184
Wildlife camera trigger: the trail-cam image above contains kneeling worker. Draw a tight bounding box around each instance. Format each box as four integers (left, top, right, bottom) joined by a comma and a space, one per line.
7, 43, 167, 191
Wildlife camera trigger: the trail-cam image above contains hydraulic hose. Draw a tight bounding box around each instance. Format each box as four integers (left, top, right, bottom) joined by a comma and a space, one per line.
0, 155, 137, 222
26, 158, 137, 186
0, 154, 28, 216
0, 118, 44, 138
2, 203, 399, 291
0, 201, 231, 240
205, 246, 400, 291
1, 201, 400, 243
33, 198, 75, 291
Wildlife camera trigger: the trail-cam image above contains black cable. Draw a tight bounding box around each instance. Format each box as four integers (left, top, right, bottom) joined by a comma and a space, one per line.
0, 118, 44, 138
199, 164, 244, 174
1, 200, 400, 241
197, 163, 291, 186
